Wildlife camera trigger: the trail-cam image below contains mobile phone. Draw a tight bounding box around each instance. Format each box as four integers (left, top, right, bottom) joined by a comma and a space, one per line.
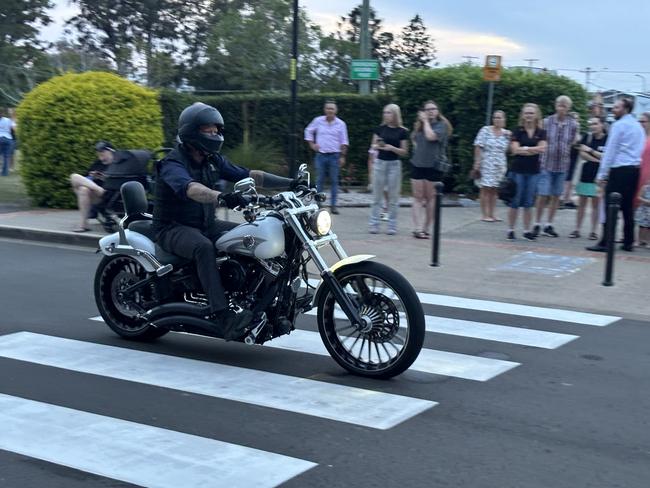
377, 137, 385, 147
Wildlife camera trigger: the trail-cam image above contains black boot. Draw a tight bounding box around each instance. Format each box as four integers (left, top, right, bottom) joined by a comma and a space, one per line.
213, 309, 253, 341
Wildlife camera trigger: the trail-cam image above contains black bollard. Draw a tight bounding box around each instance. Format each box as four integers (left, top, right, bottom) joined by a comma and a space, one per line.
430, 182, 444, 267
603, 192, 621, 287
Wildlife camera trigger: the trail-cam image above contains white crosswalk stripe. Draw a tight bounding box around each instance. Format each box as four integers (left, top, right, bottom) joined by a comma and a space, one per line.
305, 309, 579, 349
264, 329, 520, 381
0, 332, 436, 430
305, 279, 620, 326
1, 289, 619, 487
0, 393, 316, 488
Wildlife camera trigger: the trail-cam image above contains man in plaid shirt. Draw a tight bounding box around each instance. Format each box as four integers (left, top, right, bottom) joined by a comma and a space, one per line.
533, 95, 579, 237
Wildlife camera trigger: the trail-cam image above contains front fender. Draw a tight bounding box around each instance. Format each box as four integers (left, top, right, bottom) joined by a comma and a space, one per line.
312, 254, 375, 307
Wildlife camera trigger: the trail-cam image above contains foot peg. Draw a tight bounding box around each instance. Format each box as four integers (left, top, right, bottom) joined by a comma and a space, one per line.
156, 264, 173, 277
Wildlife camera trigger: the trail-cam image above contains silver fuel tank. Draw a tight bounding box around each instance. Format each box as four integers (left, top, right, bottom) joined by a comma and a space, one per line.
215, 214, 285, 259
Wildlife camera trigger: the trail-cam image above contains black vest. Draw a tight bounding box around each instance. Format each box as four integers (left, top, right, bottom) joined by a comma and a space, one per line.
152, 146, 221, 233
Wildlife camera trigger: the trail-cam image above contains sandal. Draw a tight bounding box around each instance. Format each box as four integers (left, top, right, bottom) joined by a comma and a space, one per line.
72, 227, 91, 233
569, 230, 580, 238
588, 232, 598, 240
412, 231, 429, 239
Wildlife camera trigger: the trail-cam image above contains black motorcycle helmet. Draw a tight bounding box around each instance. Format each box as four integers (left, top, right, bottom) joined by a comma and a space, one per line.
177, 102, 225, 155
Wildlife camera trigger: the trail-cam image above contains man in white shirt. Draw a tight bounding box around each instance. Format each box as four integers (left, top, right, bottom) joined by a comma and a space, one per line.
304, 100, 349, 214
0, 108, 16, 177
587, 98, 645, 252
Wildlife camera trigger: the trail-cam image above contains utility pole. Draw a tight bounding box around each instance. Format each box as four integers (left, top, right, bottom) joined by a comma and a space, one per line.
580, 67, 594, 92
289, 0, 299, 177
358, 0, 371, 95
524, 58, 539, 69
462, 56, 478, 66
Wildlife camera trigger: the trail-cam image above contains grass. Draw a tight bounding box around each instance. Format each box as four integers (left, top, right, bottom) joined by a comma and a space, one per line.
0, 156, 32, 208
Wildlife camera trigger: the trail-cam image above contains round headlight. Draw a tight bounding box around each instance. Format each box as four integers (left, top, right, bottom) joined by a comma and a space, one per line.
310, 210, 332, 236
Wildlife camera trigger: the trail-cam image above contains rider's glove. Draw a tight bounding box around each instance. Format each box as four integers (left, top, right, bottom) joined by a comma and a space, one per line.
218, 192, 248, 209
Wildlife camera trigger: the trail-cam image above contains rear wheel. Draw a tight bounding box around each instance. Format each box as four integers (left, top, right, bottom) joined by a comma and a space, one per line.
94, 255, 168, 340
317, 261, 425, 379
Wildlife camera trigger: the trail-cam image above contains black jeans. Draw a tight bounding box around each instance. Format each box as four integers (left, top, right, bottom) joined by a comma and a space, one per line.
601, 166, 640, 247
157, 221, 238, 312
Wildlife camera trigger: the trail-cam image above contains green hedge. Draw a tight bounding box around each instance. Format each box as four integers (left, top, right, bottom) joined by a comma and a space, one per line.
392, 65, 589, 192
159, 91, 391, 183
17, 72, 163, 207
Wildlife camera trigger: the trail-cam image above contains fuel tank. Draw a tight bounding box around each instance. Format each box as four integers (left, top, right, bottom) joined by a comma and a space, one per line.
215, 214, 285, 259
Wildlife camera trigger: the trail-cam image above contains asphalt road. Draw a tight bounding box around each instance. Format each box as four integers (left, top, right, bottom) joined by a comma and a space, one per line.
0, 238, 648, 488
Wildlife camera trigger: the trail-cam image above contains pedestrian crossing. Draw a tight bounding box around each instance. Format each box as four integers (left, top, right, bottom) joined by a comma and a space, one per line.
1, 291, 621, 487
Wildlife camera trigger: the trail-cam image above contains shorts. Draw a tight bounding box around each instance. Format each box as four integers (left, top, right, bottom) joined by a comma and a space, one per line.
576, 182, 598, 197
410, 164, 443, 182
510, 172, 540, 208
537, 170, 566, 196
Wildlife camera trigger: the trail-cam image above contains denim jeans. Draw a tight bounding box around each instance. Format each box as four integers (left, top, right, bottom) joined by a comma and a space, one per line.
369, 159, 401, 229
510, 172, 540, 208
315, 152, 340, 206
0, 137, 11, 176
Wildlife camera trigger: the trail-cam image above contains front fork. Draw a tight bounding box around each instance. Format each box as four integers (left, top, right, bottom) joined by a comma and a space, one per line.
285, 209, 365, 328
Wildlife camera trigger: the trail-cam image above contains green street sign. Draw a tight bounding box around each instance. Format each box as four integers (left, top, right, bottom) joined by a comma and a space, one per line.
350, 59, 380, 80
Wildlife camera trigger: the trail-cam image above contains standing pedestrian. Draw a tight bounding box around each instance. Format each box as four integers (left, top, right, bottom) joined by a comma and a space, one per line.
368, 104, 409, 235
507, 103, 547, 241
304, 100, 349, 214
569, 117, 607, 239
473, 110, 511, 222
561, 111, 582, 208
410, 100, 452, 239
587, 98, 645, 252
635, 112, 650, 208
634, 112, 650, 246
0, 108, 16, 176
533, 95, 579, 237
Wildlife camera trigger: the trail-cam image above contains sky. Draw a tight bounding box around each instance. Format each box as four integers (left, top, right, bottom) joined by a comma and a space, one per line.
41, 0, 650, 93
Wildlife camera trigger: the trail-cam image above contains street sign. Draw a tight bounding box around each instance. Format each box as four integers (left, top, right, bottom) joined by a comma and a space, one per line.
351, 59, 380, 81
483, 55, 503, 82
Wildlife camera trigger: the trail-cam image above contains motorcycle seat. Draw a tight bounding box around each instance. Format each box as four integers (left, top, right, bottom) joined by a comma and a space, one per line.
128, 220, 157, 241
154, 245, 191, 267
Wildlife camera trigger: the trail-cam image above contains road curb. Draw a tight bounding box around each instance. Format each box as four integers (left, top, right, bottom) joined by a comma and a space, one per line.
0, 225, 101, 248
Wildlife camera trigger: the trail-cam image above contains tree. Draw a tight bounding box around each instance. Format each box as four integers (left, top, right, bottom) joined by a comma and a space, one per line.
0, 0, 53, 104
47, 39, 113, 73
67, 0, 190, 84
393, 15, 436, 71
187, 0, 322, 92
317, 4, 394, 91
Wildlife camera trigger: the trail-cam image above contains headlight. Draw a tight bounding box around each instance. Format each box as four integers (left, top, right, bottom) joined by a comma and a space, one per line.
309, 210, 332, 236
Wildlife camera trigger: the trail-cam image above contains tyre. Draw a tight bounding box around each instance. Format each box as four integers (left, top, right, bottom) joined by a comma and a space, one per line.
94, 255, 168, 341
317, 261, 425, 379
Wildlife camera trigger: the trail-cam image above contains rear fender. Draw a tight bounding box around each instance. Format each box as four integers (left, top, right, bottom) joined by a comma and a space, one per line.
98, 230, 158, 273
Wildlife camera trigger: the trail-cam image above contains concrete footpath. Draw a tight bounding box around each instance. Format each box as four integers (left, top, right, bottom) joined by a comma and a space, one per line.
1, 200, 649, 321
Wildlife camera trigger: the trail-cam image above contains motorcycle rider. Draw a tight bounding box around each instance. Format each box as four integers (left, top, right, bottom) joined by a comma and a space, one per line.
153, 102, 301, 340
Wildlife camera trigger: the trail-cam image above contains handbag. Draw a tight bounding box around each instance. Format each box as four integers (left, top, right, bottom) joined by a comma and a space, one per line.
469, 168, 481, 180
498, 174, 517, 203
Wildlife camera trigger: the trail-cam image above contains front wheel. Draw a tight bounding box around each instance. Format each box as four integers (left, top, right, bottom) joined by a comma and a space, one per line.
94, 255, 168, 341
317, 261, 425, 379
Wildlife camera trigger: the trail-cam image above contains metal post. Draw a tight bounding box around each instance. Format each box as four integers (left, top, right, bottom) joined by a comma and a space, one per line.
358, 0, 371, 95
602, 192, 621, 287
289, 0, 299, 177
485, 81, 495, 126
430, 182, 444, 267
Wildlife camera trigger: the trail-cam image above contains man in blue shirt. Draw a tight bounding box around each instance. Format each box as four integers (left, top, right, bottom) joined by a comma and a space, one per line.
153, 102, 300, 339
587, 98, 645, 252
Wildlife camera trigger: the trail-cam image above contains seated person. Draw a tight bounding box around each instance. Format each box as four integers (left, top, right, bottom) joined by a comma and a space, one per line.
69, 141, 115, 232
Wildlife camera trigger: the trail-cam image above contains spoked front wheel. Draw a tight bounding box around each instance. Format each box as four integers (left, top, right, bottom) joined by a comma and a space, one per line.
317, 261, 425, 379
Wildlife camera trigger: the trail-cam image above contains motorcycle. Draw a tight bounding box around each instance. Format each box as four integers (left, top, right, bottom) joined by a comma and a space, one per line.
94, 165, 425, 378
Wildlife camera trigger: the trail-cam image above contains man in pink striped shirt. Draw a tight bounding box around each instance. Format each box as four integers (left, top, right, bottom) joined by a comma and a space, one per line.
304, 100, 349, 214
